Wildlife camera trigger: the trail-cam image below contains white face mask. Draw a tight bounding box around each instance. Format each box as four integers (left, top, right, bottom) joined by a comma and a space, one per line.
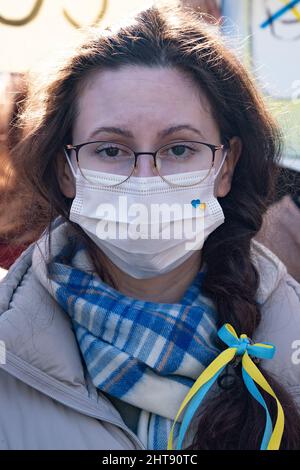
65, 151, 227, 279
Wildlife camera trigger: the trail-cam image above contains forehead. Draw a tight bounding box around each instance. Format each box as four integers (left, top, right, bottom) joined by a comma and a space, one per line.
73, 66, 218, 142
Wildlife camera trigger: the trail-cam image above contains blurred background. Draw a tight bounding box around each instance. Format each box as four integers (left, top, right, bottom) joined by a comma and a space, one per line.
0, 0, 300, 277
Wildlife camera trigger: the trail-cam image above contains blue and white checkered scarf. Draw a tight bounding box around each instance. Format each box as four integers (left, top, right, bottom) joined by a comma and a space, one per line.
34, 221, 221, 450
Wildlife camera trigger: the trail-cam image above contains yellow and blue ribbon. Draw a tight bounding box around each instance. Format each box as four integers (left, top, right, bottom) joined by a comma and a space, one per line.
167, 323, 285, 450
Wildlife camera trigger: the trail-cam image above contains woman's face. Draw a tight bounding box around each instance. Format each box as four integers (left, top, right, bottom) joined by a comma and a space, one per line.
58, 65, 240, 197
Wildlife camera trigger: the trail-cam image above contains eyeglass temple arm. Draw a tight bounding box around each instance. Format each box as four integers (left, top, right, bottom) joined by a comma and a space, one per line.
63, 146, 77, 179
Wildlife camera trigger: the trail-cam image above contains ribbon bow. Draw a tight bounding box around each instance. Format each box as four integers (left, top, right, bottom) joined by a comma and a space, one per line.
167, 323, 285, 450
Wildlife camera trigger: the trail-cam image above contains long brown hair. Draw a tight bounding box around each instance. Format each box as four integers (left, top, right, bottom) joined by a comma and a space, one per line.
9, 3, 300, 449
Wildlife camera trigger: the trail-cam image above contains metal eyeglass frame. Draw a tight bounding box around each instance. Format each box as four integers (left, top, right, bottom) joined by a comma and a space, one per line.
64, 139, 230, 188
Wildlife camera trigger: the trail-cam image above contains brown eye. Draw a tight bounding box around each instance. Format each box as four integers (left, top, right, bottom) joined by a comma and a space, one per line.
102, 147, 119, 157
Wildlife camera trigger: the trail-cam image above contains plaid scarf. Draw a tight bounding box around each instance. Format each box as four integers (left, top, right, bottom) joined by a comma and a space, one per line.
33, 221, 221, 450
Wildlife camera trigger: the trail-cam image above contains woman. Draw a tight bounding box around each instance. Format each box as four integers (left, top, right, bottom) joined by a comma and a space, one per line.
1, 4, 300, 450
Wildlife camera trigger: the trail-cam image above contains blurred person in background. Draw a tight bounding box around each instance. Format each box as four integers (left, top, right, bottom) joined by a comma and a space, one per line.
0, 72, 48, 269
255, 168, 300, 283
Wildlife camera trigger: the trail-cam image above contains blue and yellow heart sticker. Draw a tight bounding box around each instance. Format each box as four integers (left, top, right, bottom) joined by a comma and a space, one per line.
191, 199, 206, 210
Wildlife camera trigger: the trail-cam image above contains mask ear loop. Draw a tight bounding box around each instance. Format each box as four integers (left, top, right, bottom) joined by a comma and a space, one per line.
63, 147, 78, 180
214, 148, 228, 179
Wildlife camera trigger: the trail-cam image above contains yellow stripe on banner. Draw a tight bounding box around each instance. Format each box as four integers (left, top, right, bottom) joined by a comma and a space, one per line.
167, 347, 237, 449
242, 352, 285, 450
280, 0, 300, 21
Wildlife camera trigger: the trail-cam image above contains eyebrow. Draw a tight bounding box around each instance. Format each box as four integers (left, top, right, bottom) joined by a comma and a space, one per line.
88, 124, 205, 141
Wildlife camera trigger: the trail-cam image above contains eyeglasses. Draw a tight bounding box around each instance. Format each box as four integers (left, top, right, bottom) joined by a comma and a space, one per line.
64, 139, 229, 187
